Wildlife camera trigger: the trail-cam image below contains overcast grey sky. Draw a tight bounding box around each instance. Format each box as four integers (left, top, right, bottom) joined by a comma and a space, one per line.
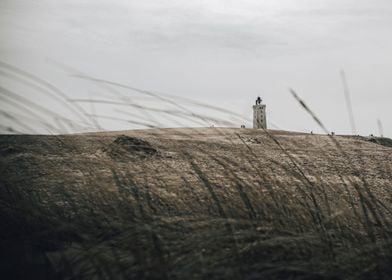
1, 0, 391, 136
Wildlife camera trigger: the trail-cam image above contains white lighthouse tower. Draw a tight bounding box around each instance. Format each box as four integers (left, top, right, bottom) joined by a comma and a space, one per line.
253, 97, 267, 129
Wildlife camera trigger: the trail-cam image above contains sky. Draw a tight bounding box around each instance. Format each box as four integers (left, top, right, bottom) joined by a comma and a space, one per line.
0, 0, 391, 136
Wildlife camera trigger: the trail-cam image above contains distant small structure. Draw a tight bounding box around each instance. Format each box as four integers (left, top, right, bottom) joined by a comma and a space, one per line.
253, 96, 267, 129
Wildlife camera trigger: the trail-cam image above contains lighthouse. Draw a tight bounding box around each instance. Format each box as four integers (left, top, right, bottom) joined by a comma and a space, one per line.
253, 97, 267, 129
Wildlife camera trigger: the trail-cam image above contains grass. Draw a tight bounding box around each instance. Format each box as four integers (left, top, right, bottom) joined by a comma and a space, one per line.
0, 62, 391, 279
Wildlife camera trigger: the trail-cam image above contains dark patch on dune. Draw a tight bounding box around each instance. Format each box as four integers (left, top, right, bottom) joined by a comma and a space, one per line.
0, 146, 20, 156
104, 135, 157, 159
367, 137, 392, 148
347, 135, 392, 148
243, 137, 263, 144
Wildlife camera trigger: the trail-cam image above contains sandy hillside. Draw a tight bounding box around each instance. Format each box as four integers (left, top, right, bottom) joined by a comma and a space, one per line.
0, 128, 391, 279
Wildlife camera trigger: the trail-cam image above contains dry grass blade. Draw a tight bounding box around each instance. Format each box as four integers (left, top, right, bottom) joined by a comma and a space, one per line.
340, 70, 357, 135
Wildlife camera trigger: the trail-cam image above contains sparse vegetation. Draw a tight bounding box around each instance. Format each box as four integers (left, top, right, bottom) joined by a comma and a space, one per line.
0, 63, 391, 279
